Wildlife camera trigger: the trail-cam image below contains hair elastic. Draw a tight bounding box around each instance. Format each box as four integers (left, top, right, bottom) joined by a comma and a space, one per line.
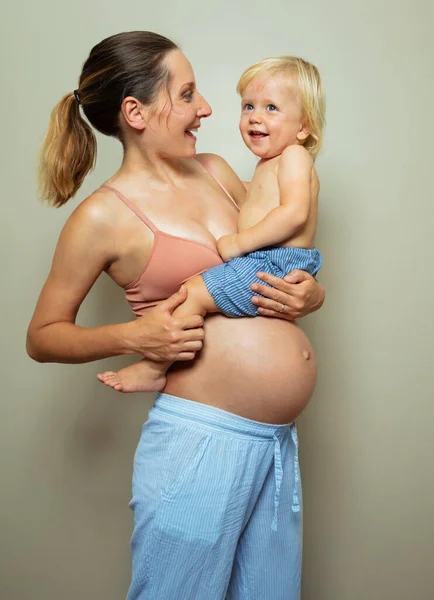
73, 89, 81, 104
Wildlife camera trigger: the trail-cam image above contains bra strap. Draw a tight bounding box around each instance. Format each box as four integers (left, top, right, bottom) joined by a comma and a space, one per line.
195, 157, 240, 210
100, 185, 158, 233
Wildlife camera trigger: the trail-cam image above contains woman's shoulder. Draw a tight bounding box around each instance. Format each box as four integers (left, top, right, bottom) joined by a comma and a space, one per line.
195, 153, 246, 206
68, 186, 122, 231
195, 152, 232, 175
52, 188, 124, 261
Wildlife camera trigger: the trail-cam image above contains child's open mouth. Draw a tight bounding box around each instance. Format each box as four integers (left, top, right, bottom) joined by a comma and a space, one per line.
249, 131, 268, 140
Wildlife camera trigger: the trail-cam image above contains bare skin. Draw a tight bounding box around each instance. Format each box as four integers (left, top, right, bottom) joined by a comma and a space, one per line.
97, 149, 319, 394
97, 72, 321, 395
97, 277, 217, 392
27, 50, 325, 425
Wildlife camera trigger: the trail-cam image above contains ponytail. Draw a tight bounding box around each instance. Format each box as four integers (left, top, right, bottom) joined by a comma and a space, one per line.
38, 31, 178, 207
38, 92, 96, 207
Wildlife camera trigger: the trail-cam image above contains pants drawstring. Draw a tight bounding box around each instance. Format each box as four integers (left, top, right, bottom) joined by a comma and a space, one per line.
291, 425, 300, 514
271, 424, 300, 532
271, 434, 283, 531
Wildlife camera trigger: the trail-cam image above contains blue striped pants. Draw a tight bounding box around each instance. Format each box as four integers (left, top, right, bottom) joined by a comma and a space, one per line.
127, 393, 302, 600
202, 246, 322, 317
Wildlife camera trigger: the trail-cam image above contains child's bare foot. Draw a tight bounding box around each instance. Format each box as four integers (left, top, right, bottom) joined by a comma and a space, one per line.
97, 359, 167, 393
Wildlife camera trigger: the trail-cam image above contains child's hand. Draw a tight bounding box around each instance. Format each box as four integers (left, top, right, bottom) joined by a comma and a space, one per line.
217, 234, 243, 262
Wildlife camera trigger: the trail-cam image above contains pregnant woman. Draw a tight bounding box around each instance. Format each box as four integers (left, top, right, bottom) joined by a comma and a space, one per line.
27, 31, 325, 600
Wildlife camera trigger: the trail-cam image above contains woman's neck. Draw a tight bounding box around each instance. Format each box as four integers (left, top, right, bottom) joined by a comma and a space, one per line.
118, 144, 189, 188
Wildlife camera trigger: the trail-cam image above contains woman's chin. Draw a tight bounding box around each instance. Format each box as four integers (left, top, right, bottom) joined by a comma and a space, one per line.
164, 145, 197, 160
183, 145, 197, 158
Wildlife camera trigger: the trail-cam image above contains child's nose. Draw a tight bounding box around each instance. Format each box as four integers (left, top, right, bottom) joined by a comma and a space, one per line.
249, 110, 261, 124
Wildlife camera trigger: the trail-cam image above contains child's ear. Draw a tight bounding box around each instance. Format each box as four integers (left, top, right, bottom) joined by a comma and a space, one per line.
296, 123, 310, 142
120, 96, 148, 132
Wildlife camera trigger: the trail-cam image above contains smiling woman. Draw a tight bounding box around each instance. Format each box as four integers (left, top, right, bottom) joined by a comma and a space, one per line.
27, 31, 325, 600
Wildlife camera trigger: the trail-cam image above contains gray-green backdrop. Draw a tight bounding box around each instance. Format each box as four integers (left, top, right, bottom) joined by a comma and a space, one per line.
1, 1, 433, 598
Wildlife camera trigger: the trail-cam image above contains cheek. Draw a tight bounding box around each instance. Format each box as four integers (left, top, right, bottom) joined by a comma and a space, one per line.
272, 118, 296, 138
168, 103, 192, 130
240, 116, 251, 133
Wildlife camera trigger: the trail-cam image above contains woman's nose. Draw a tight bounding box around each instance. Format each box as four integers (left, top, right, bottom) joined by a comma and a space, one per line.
197, 94, 212, 118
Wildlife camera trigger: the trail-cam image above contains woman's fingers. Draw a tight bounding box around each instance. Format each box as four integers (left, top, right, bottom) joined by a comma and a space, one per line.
167, 328, 204, 360
176, 351, 197, 361
255, 307, 293, 320
183, 340, 204, 351
250, 276, 305, 320
251, 284, 303, 313
252, 294, 299, 319
251, 281, 292, 302
182, 327, 205, 342
254, 270, 310, 292
175, 336, 204, 361
179, 314, 205, 330
282, 270, 312, 284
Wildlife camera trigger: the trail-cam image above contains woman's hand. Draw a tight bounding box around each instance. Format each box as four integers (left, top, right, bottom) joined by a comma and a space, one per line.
124, 286, 205, 362
250, 270, 325, 320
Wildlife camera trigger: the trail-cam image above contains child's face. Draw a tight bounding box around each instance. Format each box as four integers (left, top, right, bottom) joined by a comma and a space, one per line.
239, 74, 308, 159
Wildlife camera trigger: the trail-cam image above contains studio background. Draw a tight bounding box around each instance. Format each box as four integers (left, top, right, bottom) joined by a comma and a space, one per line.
1, 1, 433, 598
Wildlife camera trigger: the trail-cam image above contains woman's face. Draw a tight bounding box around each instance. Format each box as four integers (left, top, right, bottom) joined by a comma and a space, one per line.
144, 50, 212, 159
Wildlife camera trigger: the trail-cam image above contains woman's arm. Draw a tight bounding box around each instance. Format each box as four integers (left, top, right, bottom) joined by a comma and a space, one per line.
27, 197, 204, 364
251, 270, 325, 320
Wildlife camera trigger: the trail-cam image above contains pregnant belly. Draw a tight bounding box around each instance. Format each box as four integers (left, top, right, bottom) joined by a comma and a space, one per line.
164, 314, 317, 424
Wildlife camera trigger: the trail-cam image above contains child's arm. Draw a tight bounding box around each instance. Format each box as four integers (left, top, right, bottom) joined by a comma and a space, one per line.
217, 146, 312, 261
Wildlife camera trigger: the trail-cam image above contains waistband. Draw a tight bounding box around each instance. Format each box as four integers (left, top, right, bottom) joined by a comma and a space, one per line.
247, 246, 321, 259
152, 393, 292, 440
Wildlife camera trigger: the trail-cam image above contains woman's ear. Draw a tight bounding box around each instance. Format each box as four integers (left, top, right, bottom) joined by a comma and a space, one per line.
120, 96, 148, 131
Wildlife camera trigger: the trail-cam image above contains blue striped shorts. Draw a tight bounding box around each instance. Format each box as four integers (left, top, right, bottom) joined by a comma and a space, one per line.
127, 393, 303, 600
202, 246, 322, 317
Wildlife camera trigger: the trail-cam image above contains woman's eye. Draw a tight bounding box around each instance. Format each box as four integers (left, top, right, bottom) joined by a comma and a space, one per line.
184, 90, 194, 101
244, 103, 254, 110
267, 104, 277, 111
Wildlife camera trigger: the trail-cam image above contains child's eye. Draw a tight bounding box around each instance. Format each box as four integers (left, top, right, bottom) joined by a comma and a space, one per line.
244, 103, 254, 111
266, 104, 277, 111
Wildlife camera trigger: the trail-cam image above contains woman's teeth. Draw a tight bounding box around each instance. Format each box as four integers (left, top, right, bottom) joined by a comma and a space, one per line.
185, 128, 198, 139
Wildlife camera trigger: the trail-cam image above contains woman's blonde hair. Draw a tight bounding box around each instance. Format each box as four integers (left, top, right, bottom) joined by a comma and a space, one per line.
39, 31, 178, 207
237, 56, 326, 160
